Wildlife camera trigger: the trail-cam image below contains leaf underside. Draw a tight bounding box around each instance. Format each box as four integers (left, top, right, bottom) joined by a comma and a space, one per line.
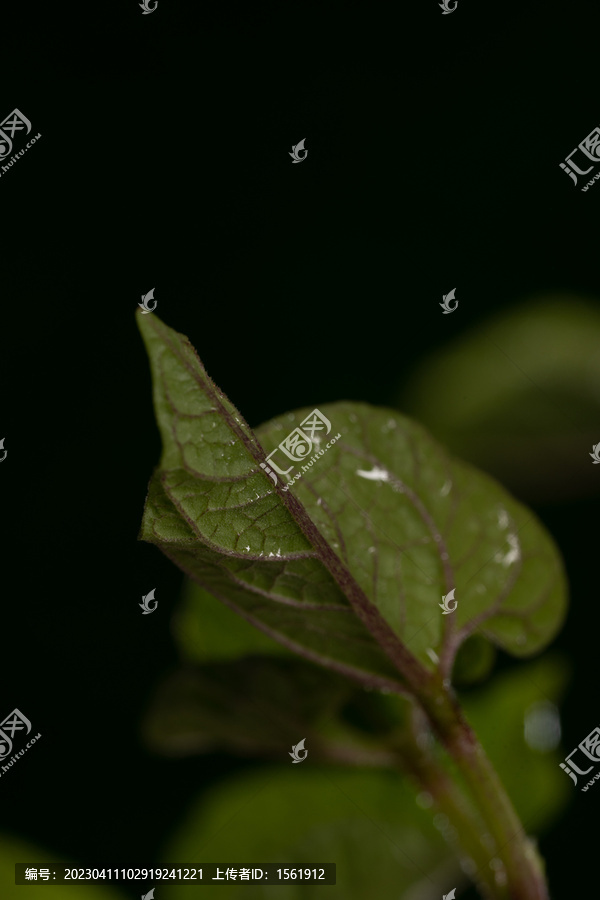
137, 311, 567, 689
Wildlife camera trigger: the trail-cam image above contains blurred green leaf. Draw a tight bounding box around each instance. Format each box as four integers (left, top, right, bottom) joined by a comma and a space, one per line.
459, 655, 571, 832
142, 641, 571, 843
173, 581, 290, 664
143, 655, 570, 899
452, 635, 496, 687
157, 767, 461, 900
0, 834, 128, 900
400, 295, 600, 501
142, 656, 395, 765
138, 311, 567, 681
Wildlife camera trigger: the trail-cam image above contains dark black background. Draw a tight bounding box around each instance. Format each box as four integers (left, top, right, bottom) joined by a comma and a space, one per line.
1, 0, 599, 897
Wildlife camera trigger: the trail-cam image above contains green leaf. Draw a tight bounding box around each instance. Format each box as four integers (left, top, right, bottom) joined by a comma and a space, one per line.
137, 312, 407, 692
173, 580, 292, 664
400, 295, 600, 501
459, 655, 571, 832
0, 834, 128, 900
141, 656, 399, 765
144, 657, 570, 899
451, 635, 496, 687
156, 766, 462, 900
138, 311, 567, 686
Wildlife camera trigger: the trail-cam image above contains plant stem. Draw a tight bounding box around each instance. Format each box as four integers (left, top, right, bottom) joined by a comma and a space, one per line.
393, 704, 505, 900
417, 676, 549, 900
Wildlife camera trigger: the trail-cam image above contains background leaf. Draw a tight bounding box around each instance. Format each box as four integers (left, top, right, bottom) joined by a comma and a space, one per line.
156, 766, 462, 900
399, 295, 600, 502
172, 581, 291, 664
141, 656, 396, 765
458, 655, 571, 832
145, 657, 570, 899
451, 635, 496, 687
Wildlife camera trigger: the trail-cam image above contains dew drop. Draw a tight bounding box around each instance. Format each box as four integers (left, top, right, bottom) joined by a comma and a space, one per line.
356, 466, 389, 482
